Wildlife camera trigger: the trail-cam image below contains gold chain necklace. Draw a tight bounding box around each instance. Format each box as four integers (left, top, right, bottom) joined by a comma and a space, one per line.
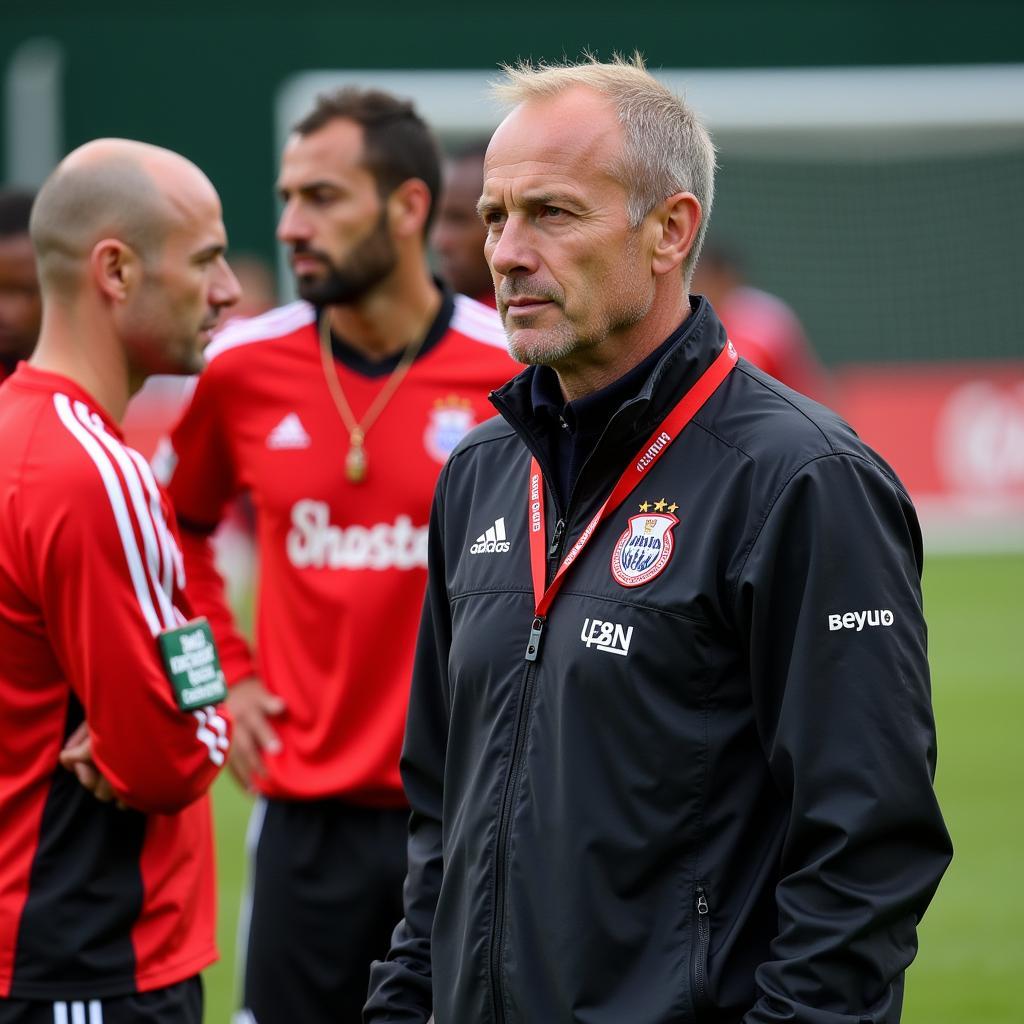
319, 313, 427, 484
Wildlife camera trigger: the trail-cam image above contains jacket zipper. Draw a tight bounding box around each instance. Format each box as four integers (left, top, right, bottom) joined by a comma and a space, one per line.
547, 518, 565, 560
489, 657, 538, 1024
489, 498, 570, 1022
691, 883, 711, 1018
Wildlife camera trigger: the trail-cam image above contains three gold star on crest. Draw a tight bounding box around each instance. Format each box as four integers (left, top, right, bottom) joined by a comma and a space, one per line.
638, 499, 678, 514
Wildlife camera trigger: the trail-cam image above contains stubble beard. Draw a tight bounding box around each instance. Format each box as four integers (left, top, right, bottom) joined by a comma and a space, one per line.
125, 282, 209, 380
500, 278, 578, 366
506, 316, 581, 367
501, 231, 654, 369
166, 323, 209, 377
504, 279, 653, 370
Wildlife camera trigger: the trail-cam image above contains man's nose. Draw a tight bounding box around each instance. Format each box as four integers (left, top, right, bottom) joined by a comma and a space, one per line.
488, 216, 538, 278
277, 202, 312, 244
214, 260, 242, 310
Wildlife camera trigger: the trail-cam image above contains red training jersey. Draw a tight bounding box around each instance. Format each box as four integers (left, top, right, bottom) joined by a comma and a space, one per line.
0, 366, 230, 1000
166, 292, 520, 804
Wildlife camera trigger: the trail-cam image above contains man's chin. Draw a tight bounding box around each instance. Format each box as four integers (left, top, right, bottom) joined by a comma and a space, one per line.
172, 342, 208, 377
293, 276, 322, 300
506, 326, 578, 367
296, 277, 350, 306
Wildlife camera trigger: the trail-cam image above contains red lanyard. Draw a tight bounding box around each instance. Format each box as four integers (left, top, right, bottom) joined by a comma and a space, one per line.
524, 340, 737, 660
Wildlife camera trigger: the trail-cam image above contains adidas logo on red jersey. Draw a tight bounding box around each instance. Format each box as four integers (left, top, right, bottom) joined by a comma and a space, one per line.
267, 413, 311, 450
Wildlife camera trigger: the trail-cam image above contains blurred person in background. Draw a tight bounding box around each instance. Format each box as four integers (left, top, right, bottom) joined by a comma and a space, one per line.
225, 251, 278, 320
692, 241, 829, 401
431, 139, 496, 306
164, 88, 519, 1024
0, 188, 41, 385
0, 139, 237, 1022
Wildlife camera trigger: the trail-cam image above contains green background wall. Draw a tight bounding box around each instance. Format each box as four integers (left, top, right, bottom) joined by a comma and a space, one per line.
3, 1, 1023, 364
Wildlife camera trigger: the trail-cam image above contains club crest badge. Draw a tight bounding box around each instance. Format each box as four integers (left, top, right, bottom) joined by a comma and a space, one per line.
610, 499, 679, 588
424, 396, 477, 464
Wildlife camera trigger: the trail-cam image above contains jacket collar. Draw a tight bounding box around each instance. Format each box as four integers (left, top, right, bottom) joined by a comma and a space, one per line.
491, 295, 728, 457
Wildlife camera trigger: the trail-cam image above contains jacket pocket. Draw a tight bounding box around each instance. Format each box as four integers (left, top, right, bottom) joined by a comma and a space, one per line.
689, 881, 712, 1020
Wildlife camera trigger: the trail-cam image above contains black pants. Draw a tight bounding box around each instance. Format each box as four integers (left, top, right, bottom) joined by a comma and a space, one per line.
238, 797, 408, 1024
0, 977, 202, 1024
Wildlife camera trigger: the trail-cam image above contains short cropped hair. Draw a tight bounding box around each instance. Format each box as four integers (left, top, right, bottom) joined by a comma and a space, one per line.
493, 54, 717, 285
294, 87, 442, 232
0, 188, 35, 238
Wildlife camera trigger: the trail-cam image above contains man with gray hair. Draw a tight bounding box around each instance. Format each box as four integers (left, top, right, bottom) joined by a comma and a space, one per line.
365, 56, 950, 1023
0, 139, 238, 1022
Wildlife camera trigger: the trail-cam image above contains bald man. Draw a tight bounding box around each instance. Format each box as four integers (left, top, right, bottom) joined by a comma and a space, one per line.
0, 139, 240, 1022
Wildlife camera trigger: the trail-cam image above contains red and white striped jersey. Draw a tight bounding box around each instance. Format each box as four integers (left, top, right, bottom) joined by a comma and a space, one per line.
0, 365, 229, 999
167, 292, 519, 803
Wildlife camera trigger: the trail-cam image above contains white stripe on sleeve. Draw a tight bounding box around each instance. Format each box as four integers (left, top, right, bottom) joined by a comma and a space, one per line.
88, 999, 103, 1024
128, 446, 177, 600
206, 706, 230, 753
53, 1003, 68, 1024
193, 708, 226, 766
73, 401, 177, 630
70, 1002, 86, 1024
54, 394, 163, 636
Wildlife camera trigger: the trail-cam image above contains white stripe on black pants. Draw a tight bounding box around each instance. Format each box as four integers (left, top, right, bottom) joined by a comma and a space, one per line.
51, 1004, 101, 1024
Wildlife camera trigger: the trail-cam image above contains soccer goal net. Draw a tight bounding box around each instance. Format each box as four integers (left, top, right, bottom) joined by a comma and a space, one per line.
689, 65, 1024, 368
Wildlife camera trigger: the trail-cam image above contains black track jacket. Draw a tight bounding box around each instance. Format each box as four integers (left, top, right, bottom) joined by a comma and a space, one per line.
365, 300, 952, 1024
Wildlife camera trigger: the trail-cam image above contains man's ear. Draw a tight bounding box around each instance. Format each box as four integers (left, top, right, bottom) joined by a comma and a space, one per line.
90, 239, 140, 302
650, 192, 702, 278
387, 178, 432, 241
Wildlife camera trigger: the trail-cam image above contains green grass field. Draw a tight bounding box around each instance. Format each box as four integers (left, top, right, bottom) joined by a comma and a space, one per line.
201, 552, 1024, 1023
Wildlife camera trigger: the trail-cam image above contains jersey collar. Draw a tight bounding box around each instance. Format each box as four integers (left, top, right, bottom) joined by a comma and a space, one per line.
5, 364, 124, 439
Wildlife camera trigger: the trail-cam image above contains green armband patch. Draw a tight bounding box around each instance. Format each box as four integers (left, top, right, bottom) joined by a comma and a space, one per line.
157, 617, 228, 711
